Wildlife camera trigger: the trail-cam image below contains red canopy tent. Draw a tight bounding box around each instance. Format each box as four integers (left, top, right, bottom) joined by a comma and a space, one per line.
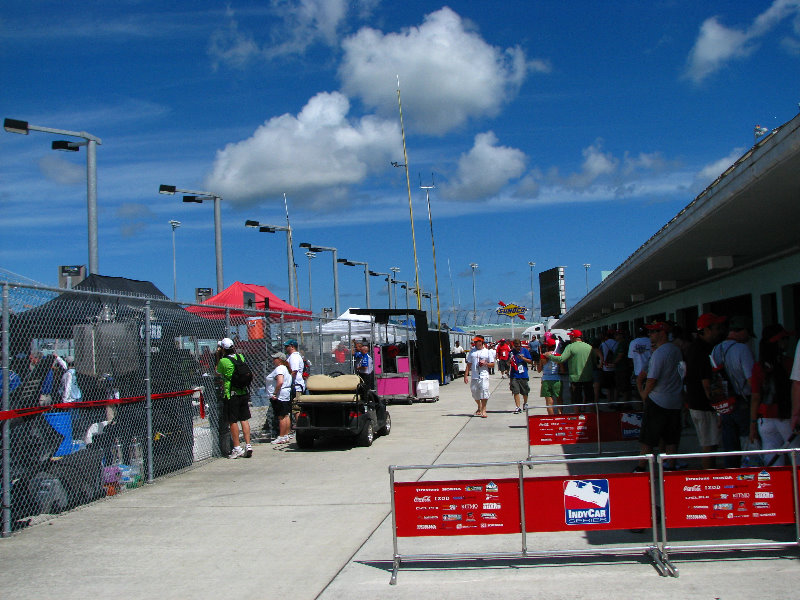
186, 281, 311, 322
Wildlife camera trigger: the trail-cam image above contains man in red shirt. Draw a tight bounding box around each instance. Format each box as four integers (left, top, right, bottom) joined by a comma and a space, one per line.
496, 339, 512, 379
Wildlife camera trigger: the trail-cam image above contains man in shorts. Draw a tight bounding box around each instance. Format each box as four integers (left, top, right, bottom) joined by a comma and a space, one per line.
539, 334, 562, 415
216, 337, 252, 459
508, 339, 533, 413
685, 313, 726, 468
636, 322, 684, 470
464, 335, 494, 418
495, 339, 511, 378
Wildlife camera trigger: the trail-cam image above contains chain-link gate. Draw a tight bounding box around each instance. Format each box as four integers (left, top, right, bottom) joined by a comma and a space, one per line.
1, 279, 424, 536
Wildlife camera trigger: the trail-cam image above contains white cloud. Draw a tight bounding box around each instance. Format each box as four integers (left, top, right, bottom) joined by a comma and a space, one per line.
444, 132, 527, 201
204, 91, 400, 204
695, 148, 745, 184
38, 155, 85, 185
685, 0, 800, 83
562, 142, 618, 190
339, 7, 535, 135
208, 0, 377, 67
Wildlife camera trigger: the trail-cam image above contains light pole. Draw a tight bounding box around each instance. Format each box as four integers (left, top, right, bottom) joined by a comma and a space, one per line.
469, 263, 479, 324
338, 258, 370, 308
369, 271, 392, 308
395, 280, 410, 312
583, 263, 591, 295
245, 220, 296, 307
5, 118, 102, 274
169, 220, 181, 300
528, 261, 536, 321
390, 267, 401, 308
305, 251, 316, 312
299, 243, 339, 316
159, 184, 224, 294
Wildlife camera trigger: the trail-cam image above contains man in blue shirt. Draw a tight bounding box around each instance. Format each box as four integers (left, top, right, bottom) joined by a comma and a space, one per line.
509, 339, 533, 413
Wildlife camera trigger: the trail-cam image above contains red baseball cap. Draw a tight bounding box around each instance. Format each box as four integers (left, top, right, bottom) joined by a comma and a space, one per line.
567, 329, 582, 338
645, 321, 669, 332
696, 313, 725, 331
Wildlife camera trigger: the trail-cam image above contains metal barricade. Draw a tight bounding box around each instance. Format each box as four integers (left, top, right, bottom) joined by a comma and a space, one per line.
389, 454, 664, 584
656, 447, 800, 577
524, 400, 643, 461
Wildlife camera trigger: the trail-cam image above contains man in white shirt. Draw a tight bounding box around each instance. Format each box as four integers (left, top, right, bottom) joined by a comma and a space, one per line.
284, 339, 305, 397
464, 335, 494, 418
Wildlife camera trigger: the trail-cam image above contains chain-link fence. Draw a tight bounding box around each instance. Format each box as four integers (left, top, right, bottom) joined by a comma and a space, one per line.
1, 279, 422, 536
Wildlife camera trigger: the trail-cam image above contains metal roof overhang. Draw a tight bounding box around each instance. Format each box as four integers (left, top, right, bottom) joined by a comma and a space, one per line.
557, 113, 800, 327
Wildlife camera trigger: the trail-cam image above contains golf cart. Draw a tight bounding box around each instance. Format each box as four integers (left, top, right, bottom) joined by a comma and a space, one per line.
294, 374, 391, 448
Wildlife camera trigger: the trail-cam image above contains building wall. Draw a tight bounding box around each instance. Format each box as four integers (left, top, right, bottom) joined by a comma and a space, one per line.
577, 251, 800, 352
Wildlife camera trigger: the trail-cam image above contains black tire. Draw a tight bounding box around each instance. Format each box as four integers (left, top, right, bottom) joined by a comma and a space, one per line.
295, 431, 314, 449
378, 412, 391, 436
357, 419, 374, 447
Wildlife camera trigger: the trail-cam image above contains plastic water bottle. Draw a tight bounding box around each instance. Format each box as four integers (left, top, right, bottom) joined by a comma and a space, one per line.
112, 438, 124, 466
128, 437, 144, 487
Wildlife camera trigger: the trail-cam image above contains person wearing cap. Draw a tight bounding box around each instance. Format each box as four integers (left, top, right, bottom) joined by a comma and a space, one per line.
464, 335, 494, 417
53, 355, 82, 403
496, 339, 511, 378
539, 334, 562, 415
266, 352, 293, 444
711, 316, 758, 468
636, 321, 685, 470
509, 339, 533, 414
216, 338, 252, 459
685, 313, 727, 468
751, 324, 794, 465
544, 329, 594, 411
284, 338, 305, 398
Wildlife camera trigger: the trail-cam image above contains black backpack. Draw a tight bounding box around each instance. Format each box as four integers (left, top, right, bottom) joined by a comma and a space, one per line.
226, 354, 253, 389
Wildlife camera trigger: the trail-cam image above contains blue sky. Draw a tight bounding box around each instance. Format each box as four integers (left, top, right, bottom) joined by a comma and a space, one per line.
2, 1, 799, 323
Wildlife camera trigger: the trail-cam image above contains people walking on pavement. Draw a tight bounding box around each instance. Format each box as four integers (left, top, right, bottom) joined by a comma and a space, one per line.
464, 335, 494, 418
487, 342, 497, 375
496, 339, 511, 378
216, 337, 253, 459
636, 321, 685, 470
509, 338, 532, 413
544, 329, 594, 412
267, 351, 293, 445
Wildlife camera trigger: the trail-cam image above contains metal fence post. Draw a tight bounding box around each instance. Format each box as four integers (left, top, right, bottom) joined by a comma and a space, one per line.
2, 283, 10, 537
145, 300, 154, 483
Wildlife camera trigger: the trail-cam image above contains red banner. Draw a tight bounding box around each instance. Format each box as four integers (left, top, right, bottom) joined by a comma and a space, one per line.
662, 466, 796, 528
527, 412, 642, 446
523, 472, 652, 532
0, 389, 201, 422
393, 478, 521, 537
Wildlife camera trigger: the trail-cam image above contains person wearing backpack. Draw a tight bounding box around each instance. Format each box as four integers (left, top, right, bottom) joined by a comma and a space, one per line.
710, 316, 759, 468
216, 337, 253, 459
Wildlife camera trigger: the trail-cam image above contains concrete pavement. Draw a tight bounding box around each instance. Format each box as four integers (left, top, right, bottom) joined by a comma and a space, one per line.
1, 372, 797, 599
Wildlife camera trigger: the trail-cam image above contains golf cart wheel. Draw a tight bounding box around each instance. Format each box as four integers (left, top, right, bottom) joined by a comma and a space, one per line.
295, 431, 314, 449
358, 420, 374, 447
379, 412, 391, 436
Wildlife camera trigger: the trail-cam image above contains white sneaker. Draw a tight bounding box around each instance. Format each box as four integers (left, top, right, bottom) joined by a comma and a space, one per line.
228, 446, 245, 459
244, 444, 253, 458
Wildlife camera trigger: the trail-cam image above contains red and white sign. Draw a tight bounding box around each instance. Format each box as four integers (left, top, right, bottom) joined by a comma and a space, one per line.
527, 412, 642, 446
662, 466, 796, 528
393, 478, 521, 537
523, 472, 652, 532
